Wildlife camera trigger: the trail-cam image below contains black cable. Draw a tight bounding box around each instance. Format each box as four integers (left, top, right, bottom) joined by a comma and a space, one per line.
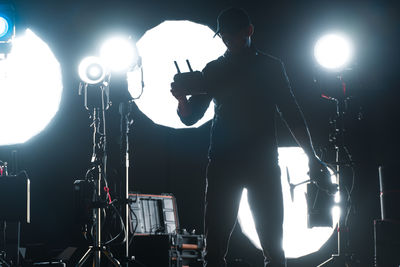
344, 166, 356, 227
85, 166, 96, 180
131, 61, 144, 100
103, 203, 127, 246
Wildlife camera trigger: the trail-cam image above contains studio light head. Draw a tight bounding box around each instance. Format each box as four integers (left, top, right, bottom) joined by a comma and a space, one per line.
100, 36, 138, 73
314, 33, 353, 71
78, 36, 140, 112
78, 56, 107, 85
0, 2, 16, 54
78, 36, 139, 85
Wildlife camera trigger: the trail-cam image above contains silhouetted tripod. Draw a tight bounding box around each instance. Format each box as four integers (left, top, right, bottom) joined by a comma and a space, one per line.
76, 83, 121, 267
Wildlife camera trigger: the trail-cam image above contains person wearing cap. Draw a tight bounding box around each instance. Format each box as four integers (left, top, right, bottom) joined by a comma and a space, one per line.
171, 7, 328, 267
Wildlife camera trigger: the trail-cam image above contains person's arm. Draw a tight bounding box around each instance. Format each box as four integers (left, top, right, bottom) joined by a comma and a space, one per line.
274, 59, 333, 188
275, 59, 316, 157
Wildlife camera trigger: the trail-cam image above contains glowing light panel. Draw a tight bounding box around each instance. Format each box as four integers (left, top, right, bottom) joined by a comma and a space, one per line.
0, 29, 62, 145
100, 36, 137, 73
0, 17, 9, 38
238, 147, 339, 258
128, 20, 226, 128
314, 33, 352, 70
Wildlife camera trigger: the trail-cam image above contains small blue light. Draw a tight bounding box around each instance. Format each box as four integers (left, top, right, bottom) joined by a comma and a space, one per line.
0, 16, 9, 38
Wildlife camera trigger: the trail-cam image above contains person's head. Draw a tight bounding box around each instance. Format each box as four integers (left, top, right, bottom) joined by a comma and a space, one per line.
214, 7, 254, 53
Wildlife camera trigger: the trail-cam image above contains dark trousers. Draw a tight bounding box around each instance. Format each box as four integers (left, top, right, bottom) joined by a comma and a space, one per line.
204, 158, 286, 267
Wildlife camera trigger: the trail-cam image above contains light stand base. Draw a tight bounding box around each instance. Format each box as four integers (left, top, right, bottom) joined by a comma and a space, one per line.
76, 246, 121, 267
318, 254, 344, 267
317, 253, 359, 267
0, 251, 11, 267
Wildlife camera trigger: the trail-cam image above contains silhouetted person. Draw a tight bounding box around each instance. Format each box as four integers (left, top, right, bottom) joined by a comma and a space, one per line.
171, 7, 326, 267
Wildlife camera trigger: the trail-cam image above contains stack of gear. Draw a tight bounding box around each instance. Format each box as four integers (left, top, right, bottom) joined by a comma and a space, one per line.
130, 193, 204, 267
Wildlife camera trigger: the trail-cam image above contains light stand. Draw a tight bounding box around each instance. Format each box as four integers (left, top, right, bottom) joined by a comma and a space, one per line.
119, 100, 133, 266
76, 82, 121, 267
0, 162, 10, 267
77, 47, 143, 265
117, 57, 144, 266
317, 75, 356, 267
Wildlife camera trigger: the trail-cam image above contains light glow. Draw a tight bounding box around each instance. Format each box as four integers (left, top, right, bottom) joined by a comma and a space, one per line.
129, 20, 226, 128
100, 36, 137, 73
0, 29, 62, 145
78, 56, 106, 84
314, 33, 352, 70
238, 147, 338, 258
0, 17, 9, 38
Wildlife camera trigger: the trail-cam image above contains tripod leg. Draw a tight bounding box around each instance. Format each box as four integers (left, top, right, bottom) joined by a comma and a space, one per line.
317, 257, 334, 267
76, 247, 93, 267
0, 257, 11, 267
102, 250, 121, 267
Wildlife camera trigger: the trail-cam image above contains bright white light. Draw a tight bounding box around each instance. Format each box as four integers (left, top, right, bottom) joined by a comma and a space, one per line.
78, 56, 106, 84
129, 20, 226, 128
314, 34, 352, 70
88, 65, 101, 78
334, 191, 341, 203
0, 29, 62, 145
0, 17, 9, 38
238, 147, 338, 258
100, 36, 137, 73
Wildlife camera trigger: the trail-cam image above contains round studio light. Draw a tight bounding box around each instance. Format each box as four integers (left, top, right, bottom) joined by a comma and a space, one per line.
86, 63, 104, 81
129, 20, 226, 129
314, 33, 352, 70
0, 17, 9, 38
100, 36, 137, 73
0, 29, 62, 145
78, 56, 106, 84
238, 147, 339, 258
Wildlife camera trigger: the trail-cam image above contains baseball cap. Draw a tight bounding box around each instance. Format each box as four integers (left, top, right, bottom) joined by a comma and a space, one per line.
214, 7, 251, 37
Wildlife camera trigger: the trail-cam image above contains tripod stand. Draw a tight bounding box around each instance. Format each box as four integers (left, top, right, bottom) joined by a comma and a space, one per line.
119, 100, 133, 267
77, 84, 121, 267
317, 76, 356, 267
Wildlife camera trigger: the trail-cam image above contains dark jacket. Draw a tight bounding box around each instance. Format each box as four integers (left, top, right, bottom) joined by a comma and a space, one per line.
178, 47, 291, 162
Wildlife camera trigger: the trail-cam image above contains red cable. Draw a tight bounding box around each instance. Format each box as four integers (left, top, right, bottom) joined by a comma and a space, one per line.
104, 186, 112, 204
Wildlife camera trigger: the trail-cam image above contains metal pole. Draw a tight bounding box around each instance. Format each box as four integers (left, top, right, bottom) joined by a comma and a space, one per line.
95, 170, 102, 266
125, 140, 129, 267
317, 77, 352, 266
76, 81, 121, 267
95, 107, 102, 266
121, 101, 131, 266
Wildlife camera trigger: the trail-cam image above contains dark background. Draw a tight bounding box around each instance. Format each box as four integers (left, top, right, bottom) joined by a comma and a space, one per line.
0, 0, 399, 266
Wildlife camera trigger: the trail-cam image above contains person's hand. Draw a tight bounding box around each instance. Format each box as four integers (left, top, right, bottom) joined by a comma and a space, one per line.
308, 156, 338, 194
171, 71, 205, 97
170, 80, 188, 101
171, 79, 191, 117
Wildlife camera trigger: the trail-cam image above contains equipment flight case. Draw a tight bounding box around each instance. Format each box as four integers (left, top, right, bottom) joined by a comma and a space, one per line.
129, 193, 204, 267
133, 232, 204, 267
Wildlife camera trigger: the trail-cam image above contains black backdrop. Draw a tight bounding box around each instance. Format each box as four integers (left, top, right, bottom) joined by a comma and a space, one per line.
0, 0, 399, 265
